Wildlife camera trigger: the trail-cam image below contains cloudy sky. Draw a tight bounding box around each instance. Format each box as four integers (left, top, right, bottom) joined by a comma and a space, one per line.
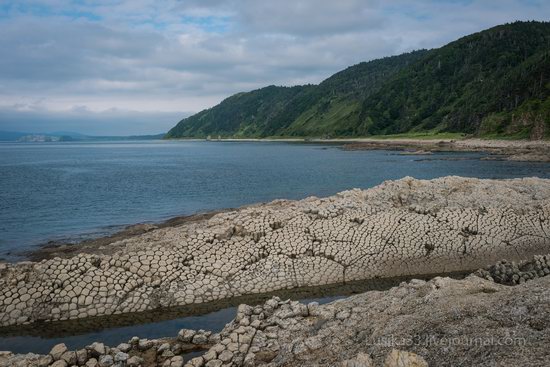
0, 0, 548, 135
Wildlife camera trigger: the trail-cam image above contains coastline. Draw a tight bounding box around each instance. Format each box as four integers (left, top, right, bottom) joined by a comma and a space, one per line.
1, 176, 549, 367
2, 256, 549, 366
13, 136, 549, 263
166, 137, 550, 162
0, 270, 470, 339
1, 176, 549, 329
8, 136, 548, 264
25, 209, 235, 262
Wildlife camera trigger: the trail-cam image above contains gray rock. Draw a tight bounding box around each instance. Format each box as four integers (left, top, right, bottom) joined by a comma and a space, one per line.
88, 342, 106, 357
177, 329, 195, 343
76, 349, 88, 365
157, 342, 170, 354
383, 349, 428, 367
304, 336, 324, 351
114, 352, 128, 363
203, 350, 217, 362
126, 356, 143, 367
138, 339, 153, 351
116, 343, 131, 353
37, 354, 54, 367
49, 343, 68, 360
218, 350, 233, 363
98, 355, 114, 367
60, 351, 77, 365
163, 350, 176, 359
341, 352, 374, 367
192, 333, 208, 344
205, 360, 223, 367
169, 355, 184, 367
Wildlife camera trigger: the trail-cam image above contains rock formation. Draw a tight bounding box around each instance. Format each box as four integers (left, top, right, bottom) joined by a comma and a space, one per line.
1, 176, 549, 327
2, 253, 550, 366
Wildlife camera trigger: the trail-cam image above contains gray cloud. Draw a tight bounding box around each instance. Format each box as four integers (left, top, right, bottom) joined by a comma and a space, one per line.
0, 103, 187, 135
0, 0, 548, 134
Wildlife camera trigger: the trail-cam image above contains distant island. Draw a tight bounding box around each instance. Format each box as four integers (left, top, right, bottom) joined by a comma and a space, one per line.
0, 131, 165, 142
166, 21, 550, 140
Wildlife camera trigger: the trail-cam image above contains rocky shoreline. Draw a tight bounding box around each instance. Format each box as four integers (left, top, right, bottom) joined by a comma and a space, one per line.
2, 254, 550, 367
1, 176, 549, 330
160, 138, 550, 162
342, 138, 550, 162
24, 209, 234, 262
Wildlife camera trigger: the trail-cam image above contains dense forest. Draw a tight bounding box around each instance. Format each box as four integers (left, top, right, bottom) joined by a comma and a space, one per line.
166, 21, 550, 139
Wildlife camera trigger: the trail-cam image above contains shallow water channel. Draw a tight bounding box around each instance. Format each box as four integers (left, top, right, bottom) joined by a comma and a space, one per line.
0, 273, 467, 355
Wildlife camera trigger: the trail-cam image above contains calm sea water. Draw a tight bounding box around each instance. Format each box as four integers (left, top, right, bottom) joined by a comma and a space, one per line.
1, 140, 549, 259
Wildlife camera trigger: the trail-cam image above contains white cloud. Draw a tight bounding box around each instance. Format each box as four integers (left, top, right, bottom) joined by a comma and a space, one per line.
0, 0, 548, 134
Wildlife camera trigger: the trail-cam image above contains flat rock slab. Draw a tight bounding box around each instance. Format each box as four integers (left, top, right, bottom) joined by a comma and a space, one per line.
0, 176, 549, 326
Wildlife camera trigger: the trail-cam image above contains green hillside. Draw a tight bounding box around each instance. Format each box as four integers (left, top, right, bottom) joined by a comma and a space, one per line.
166, 21, 550, 139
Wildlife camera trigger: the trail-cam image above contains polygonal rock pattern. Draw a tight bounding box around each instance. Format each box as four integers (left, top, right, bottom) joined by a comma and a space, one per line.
1, 176, 549, 326
1, 254, 550, 367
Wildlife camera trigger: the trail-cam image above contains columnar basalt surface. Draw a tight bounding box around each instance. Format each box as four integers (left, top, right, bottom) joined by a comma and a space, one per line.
1, 176, 549, 327
199, 270, 550, 367
2, 255, 550, 367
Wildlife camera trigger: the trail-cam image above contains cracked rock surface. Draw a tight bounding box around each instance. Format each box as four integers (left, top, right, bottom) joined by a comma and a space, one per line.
1, 176, 549, 327
195, 268, 550, 366
1, 254, 550, 366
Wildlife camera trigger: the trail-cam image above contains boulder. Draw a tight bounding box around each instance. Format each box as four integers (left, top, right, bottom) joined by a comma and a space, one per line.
177, 329, 196, 343
127, 356, 143, 367
98, 354, 114, 367
49, 343, 68, 361
60, 351, 77, 365
76, 349, 88, 365
87, 342, 106, 357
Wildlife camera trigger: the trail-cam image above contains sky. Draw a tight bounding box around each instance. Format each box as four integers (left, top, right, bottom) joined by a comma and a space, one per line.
0, 0, 548, 135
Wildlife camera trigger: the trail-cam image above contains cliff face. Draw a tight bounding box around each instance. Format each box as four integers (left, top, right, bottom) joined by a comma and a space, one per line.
1, 176, 549, 327
167, 21, 550, 139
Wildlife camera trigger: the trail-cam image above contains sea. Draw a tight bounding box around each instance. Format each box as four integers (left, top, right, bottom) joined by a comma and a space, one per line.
2, 140, 550, 259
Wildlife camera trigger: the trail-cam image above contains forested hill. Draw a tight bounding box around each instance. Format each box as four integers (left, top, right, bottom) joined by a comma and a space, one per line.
166, 21, 550, 139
